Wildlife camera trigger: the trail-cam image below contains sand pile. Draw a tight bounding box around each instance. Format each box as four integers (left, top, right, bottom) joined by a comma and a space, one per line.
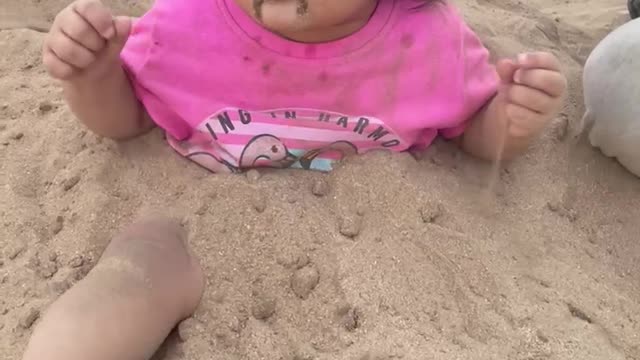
1, 0, 639, 359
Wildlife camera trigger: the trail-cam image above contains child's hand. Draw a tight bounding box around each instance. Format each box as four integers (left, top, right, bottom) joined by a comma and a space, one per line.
495, 52, 567, 139
43, 0, 131, 81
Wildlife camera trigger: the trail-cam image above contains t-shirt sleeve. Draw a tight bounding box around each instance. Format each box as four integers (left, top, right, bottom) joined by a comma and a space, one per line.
120, 14, 192, 140
438, 12, 499, 139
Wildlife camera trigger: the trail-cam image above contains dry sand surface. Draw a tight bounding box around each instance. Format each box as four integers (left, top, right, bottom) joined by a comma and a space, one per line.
1, 0, 639, 359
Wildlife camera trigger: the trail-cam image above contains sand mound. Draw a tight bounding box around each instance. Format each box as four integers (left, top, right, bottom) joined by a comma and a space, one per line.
1, 1, 639, 359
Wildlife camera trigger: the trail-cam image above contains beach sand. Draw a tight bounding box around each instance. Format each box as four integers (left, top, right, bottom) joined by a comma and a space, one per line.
1, 0, 639, 359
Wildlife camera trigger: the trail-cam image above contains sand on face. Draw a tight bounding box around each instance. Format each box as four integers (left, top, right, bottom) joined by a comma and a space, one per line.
1, 1, 639, 360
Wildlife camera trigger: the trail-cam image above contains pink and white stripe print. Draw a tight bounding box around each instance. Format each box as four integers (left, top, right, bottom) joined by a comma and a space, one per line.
167, 107, 409, 173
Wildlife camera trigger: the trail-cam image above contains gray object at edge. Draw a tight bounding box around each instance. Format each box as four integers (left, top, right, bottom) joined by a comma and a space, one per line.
583, 18, 640, 177
630, 0, 639, 19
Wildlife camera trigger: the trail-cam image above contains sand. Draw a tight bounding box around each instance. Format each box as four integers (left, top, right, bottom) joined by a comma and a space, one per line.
1, 0, 639, 359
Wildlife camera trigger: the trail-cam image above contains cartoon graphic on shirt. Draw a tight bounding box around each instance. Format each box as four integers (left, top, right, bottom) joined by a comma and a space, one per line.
186, 152, 238, 173
238, 134, 298, 168
298, 140, 358, 170
167, 107, 408, 173
170, 130, 240, 173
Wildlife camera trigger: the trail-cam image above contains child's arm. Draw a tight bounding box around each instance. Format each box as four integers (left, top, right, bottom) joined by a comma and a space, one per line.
458, 97, 522, 161
460, 52, 567, 161
61, 64, 153, 140
43, 0, 153, 140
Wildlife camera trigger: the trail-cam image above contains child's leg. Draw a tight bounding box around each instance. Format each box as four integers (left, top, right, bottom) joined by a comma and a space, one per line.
22, 217, 204, 360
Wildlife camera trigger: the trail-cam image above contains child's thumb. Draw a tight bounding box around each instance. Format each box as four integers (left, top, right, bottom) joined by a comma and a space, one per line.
496, 58, 518, 84
108, 16, 132, 54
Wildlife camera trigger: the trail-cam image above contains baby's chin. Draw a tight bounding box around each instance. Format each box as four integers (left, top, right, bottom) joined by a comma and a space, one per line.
258, 0, 310, 31
250, 0, 371, 43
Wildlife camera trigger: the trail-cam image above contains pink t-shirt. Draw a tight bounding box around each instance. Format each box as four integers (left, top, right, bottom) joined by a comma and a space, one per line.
121, 0, 498, 173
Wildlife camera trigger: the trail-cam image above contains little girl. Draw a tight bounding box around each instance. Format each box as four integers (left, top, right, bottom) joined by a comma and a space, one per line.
27, 0, 566, 358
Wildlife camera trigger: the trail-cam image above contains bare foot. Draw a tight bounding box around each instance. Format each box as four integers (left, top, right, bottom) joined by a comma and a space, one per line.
22, 217, 204, 360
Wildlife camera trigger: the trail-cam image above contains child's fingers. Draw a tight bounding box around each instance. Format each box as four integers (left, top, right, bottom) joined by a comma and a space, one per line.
507, 84, 554, 114
111, 16, 132, 47
103, 16, 132, 57
517, 52, 561, 71
513, 68, 567, 98
59, 8, 106, 52
496, 58, 518, 84
505, 103, 544, 138
72, 0, 115, 39
42, 47, 77, 80
48, 31, 97, 68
